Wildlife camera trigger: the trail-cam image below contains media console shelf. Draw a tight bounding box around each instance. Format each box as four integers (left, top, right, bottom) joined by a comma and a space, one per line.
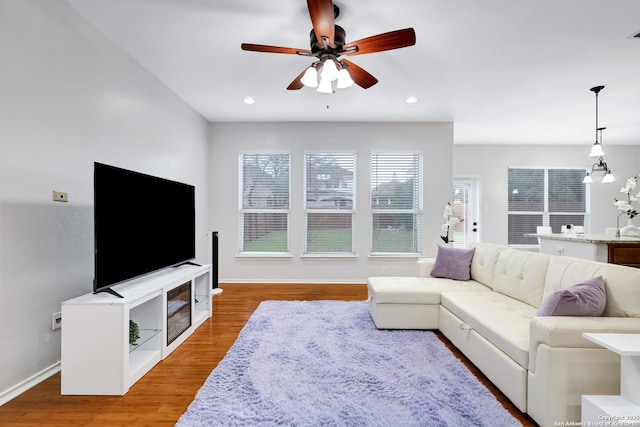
61, 264, 212, 395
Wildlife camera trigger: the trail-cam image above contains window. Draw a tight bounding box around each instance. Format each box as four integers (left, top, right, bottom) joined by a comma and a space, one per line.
239, 153, 290, 254
508, 168, 588, 246
304, 152, 355, 254
370, 152, 423, 254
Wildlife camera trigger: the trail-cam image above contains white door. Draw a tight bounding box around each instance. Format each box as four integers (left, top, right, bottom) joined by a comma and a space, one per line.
452, 178, 480, 248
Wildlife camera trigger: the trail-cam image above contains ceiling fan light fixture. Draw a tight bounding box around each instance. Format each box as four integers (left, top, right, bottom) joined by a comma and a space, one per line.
301, 66, 318, 88
336, 68, 354, 88
321, 58, 339, 82
316, 76, 334, 94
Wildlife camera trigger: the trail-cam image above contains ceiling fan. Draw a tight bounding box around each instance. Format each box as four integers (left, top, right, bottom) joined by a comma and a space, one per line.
241, 0, 416, 93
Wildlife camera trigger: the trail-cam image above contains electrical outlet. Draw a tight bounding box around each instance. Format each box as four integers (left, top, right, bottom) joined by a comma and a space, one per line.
382, 267, 388, 276
51, 312, 62, 330
53, 191, 68, 202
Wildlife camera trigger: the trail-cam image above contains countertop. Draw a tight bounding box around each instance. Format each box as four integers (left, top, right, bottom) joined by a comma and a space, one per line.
524, 233, 640, 244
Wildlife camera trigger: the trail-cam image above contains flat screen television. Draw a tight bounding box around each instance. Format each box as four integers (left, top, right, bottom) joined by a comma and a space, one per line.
93, 162, 196, 297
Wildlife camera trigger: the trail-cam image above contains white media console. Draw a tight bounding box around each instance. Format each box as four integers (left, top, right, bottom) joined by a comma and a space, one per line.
61, 263, 212, 395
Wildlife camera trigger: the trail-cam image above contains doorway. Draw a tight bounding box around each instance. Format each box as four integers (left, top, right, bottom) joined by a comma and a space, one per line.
452, 178, 480, 248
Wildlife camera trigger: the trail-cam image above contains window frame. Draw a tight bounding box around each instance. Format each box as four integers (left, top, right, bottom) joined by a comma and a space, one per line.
508, 167, 590, 249
238, 151, 291, 257
369, 151, 424, 257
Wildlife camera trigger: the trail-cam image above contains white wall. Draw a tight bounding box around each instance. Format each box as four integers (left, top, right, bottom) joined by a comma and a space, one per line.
0, 1, 210, 402
209, 122, 454, 283
454, 144, 640, 245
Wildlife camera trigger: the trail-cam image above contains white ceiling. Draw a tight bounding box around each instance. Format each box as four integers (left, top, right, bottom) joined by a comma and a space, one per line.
64, 0, 640, 145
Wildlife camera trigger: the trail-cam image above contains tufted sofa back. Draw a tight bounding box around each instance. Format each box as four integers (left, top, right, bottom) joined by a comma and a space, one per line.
470, 242, 640, 315
469, 242, 503, 286
491, 249, 551, 307
471, 242, 551, 307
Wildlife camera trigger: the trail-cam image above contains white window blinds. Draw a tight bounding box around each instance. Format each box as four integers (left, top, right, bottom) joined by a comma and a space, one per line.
370, 152, 423, 254
304, 152, 355, 254
239, 153, 290, 253
508, 168, 587, 245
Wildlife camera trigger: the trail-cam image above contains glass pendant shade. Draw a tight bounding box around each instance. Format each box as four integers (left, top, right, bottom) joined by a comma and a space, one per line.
336, 69, 354, 88
602, 171, 615, 183
321, 59, 339, 82
316, 76, 333, 94
582, 173, 593, 184
589, 141, 604, 157
300, 67, 318, 88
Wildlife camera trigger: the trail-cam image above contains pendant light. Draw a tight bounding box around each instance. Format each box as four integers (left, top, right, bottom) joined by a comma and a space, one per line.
589, 86, 605, 157
583, 85, 615, 183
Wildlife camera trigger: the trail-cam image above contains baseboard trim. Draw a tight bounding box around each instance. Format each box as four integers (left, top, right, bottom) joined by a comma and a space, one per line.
0, 362, 60, 406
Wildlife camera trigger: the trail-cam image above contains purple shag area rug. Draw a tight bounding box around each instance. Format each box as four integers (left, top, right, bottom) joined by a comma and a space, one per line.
177, 300, 521, 426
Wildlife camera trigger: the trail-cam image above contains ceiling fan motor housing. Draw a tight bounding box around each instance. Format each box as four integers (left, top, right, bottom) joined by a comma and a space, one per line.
310, 25, 346, 56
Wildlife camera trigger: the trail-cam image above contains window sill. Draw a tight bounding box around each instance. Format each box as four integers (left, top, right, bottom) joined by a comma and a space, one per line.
236, 253, 292, 260
368, 253, 423, 260
301, 254, 358, 260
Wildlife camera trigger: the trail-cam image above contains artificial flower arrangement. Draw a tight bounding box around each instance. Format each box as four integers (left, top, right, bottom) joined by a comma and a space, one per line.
614, 175, 640, 219
440, 202, 463, 244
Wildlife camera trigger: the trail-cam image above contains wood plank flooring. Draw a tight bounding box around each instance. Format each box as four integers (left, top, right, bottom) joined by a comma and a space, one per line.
0, 283, 536, 426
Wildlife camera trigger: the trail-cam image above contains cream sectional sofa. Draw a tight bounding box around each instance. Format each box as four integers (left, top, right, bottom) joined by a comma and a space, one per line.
367, 242, 640, 427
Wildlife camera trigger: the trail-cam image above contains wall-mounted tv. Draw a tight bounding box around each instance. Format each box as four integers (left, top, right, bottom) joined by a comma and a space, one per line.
93, 162, 196, 297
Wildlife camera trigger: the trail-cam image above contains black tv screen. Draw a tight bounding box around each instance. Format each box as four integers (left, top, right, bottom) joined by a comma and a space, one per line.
94, 162, 195, 294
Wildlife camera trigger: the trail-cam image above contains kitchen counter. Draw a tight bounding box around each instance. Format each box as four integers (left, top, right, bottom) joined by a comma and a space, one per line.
524, 233, 640, 243
526, 233, 640, 267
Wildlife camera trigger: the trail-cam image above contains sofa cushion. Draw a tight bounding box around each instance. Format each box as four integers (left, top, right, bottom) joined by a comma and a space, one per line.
367, 276, 491, 304
492, 249, 551, 307
543, 257, 640, 317
537, 276, 606, 317
431, 245, 475, 281
441, 291, 536, 369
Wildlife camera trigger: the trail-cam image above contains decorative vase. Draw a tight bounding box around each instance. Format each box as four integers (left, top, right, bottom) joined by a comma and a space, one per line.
620, 217, 640, 237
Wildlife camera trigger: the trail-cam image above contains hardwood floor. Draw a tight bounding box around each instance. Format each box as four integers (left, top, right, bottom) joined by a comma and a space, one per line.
0, 283, 537, 426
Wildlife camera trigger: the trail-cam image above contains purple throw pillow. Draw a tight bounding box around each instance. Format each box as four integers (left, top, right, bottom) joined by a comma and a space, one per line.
430, 245, 475, 281
537, 276, 606, 317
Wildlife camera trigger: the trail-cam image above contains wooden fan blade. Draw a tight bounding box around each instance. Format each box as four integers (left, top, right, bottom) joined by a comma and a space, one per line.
241, 43, 311, 55
341, 59, 378, 89
307, 0, 335, 47
343, 28, 416, 56
287, 68, 307, 90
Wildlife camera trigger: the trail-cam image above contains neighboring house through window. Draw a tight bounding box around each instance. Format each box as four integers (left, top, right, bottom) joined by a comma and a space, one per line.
239, 152, 290, 254
304, 152, 356, 255
370, 152, 423, 255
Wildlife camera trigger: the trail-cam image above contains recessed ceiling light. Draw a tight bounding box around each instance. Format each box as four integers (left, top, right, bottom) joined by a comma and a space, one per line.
406, 96, 418, 104
243, 97, 255, 104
